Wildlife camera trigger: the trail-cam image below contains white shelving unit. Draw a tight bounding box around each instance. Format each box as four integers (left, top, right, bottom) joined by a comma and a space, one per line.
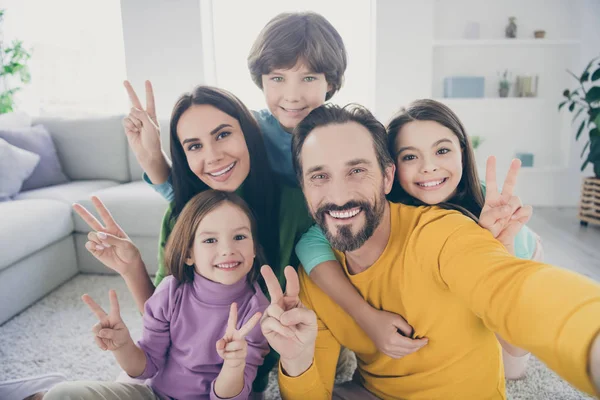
430, 0, 583, 205
433, 39, 580, 47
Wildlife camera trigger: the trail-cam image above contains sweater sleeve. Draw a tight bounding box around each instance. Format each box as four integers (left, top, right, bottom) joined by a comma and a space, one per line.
278, 268, 341, 399
295, 225, 337, 275
432, 214, 600, 396
136, 276, 179, 380
154, 203, 176, 287
142, 172, 175, 202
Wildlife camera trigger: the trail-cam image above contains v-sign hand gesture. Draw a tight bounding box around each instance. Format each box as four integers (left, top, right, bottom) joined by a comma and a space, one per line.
479, 156, 533, 252
260, 265, 317, 373
73, 196, 141, 276
216, 303, 262, 368
122, 80, 162, 164
82, 290, 133, 352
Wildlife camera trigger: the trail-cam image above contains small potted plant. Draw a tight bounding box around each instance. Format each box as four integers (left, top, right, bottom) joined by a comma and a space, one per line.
498, 70, 511, 98
559, 55, 600, 226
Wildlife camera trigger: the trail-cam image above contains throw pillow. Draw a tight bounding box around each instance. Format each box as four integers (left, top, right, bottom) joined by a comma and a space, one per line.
0, 125, 69, 191
0, 138, 40, 201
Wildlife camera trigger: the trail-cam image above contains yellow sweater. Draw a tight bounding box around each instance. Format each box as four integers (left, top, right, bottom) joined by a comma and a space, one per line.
279, 202, 600, 399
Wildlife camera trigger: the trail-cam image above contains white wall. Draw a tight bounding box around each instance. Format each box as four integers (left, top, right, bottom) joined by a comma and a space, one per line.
120, 0, 206, 119
372, 0, 600, 206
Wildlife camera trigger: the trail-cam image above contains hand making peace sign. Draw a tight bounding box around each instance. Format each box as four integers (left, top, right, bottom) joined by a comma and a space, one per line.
260, 266, 317, 364
73, 196, 141, 276
216, 303, 262, 368
122, 80, 162, 164
479, 156, 533, 253
82, 289, 133, 352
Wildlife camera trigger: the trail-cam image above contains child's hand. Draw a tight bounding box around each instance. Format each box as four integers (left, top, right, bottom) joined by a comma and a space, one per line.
216, 302, 262, 369
362, 308, 428, 359
82, 289, 133, 352
479, 156, 533, 253
73, 196, 142, 276
122, 80, 162, 164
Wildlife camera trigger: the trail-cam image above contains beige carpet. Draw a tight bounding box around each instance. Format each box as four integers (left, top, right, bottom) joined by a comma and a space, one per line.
0, 275, 592, 399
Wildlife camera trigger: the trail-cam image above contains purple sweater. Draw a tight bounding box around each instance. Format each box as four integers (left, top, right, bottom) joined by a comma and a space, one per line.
136, 272, 270, 400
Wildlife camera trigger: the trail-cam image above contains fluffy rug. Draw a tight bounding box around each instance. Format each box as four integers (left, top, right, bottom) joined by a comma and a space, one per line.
0, 275, 592, 399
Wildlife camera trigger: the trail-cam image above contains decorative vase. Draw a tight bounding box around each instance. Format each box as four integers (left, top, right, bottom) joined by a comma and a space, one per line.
505, 17, 517, 38
579, 177, 600, 226
499, 86, 510, 97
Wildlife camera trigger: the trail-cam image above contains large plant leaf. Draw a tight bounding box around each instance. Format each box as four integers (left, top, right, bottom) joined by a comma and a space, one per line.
592, 67, 600, 82
576, 120, 586, 140
581, 140, 591, 158
587, 137, 600, 166
586, 86, 600, 104
572, 107, 585, 123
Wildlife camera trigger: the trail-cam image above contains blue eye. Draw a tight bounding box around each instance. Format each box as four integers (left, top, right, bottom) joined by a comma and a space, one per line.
234, 234, 247, 241
304, 76, 316, 82
271, 77, 283, 82
312, 174, 326, 180
350, 168, 364, 175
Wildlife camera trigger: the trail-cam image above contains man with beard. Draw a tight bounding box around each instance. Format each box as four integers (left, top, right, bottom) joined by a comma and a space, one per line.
258, 104, 600, 399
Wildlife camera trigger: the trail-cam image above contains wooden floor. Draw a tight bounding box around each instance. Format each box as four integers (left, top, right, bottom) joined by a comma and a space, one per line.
527, 207, 600, 281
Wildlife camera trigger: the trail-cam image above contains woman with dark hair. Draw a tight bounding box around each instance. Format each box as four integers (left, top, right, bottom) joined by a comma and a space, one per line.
103, 84, 313, 397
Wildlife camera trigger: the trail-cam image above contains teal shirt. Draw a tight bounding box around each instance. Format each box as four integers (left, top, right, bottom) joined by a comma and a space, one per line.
296, 183, 538, 275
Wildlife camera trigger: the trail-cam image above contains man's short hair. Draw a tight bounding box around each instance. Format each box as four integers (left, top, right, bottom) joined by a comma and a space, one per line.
247, 12, 347, 101
292, 104, 394, 184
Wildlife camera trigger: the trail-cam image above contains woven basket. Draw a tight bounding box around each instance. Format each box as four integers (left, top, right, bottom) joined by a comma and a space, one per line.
579, 177, 600, 226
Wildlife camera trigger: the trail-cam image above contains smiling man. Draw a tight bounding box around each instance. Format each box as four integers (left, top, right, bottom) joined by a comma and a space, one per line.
258, 104, 600, 400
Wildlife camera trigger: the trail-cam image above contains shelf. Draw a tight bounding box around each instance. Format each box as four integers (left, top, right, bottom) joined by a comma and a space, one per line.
433, 39, 580, 47
434, 97, 545, 103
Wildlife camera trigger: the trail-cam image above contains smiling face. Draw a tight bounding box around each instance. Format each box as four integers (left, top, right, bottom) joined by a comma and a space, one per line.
300, 121, 394, 252
393, 120, 463, 205
185, 201, 255, 285
177, 104, 250, 192
261, 60, 331, 132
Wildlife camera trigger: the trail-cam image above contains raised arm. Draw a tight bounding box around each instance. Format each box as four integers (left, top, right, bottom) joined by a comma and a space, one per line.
73, 196, 155, 313
435, 216, 600, 396
122, 80, 172, 185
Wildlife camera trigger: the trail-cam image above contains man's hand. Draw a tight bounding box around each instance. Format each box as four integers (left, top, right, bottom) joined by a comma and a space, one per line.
260, 265, 317, 376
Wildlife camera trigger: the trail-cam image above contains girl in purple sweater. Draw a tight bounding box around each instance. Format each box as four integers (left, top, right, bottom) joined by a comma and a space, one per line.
44, 190, 270, 400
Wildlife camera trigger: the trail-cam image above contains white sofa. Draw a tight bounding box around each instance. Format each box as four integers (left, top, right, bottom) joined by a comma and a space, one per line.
0, 115, 169, 325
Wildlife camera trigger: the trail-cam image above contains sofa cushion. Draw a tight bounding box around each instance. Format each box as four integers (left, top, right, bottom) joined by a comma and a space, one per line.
0, 125, 70, 191
0, 138, 40, 201
15, 180, 120, 204
32, 115, 130, 182
73, 181, 168, 237
0, 199, 73, 270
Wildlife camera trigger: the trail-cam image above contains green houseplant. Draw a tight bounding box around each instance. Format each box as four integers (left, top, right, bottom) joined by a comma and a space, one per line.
559, 55, 600, 226
0, 9, 32, 114
559, 55, 600, 178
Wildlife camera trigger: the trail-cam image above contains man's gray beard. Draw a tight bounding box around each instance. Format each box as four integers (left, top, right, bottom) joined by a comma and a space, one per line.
320, 193, 386, 253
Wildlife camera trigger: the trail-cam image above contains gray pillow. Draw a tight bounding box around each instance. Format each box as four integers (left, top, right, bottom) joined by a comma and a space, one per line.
0, 125, 69, 191
0, 138, 40, 201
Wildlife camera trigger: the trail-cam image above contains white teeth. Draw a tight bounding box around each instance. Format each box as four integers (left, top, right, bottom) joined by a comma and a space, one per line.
216, 262, 239, 269
418, 179, 445, 187
209, 163, 235, 177
328, 208, 361, 219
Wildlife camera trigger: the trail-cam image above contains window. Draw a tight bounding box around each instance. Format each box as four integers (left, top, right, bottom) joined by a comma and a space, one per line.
1, 0, 127, 117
